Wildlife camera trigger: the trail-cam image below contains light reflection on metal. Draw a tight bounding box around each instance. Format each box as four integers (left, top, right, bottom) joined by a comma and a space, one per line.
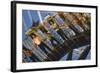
27, 10, 33, 25
37, 11, 43, 25
22, 18, 28, 31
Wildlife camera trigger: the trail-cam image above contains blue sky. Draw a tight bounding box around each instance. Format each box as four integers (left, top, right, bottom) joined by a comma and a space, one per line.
22, 10, 55, 40
22, 10, 39, 40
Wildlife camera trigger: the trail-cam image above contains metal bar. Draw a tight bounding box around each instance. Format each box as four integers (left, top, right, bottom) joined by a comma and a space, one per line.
27, 10, 33, 25
78, 46, 90, 60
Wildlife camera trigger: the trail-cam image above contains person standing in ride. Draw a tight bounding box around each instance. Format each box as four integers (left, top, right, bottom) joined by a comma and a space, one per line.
54, 14, 76, 39
38, 25, 60, 48
23, 45, 41, 62
58, 12, 80, 35
30, 33, 52, 54
75, 13, 90, 31
44, 15, 64, 45
44, 15, 72, 53
49, 15, 68, 41
67, 13, 84, 33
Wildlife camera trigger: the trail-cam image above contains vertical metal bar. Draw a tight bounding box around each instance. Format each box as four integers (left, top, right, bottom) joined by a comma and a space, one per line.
37, 11, 43, 24
27, 10, 33, 25
22, 18, 28, 31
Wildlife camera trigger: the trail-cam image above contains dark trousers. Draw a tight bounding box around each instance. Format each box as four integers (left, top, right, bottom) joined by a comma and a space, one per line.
50, 36, 60, 47
38, 42, 51, 54
57, 29, 68, 40
30, 54, 41, 62
23, 45, 41, 62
